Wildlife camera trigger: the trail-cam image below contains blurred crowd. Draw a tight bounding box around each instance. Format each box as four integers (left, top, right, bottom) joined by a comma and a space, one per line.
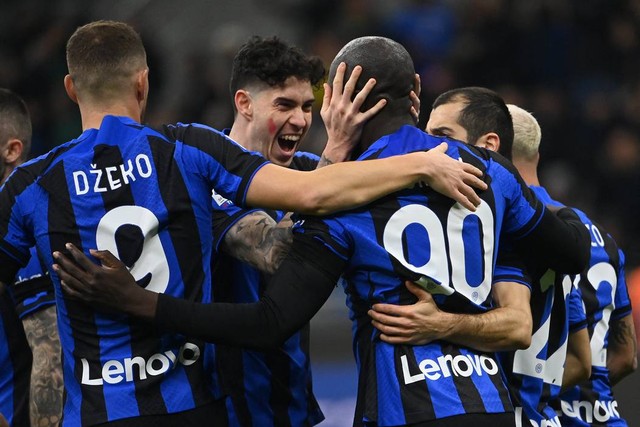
2, 0, 640, 271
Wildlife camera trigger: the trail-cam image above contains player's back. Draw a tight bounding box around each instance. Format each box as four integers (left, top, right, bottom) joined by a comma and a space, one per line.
555, 209, 631, 426
0, 115, 267, 425
293, 125, 546, 426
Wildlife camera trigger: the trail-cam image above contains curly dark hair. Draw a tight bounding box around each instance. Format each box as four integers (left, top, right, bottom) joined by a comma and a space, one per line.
229, 36, 325, 107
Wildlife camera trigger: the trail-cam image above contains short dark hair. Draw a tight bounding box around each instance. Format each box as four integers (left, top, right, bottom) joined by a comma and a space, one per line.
433, 87, 513, 159
66, 20, 147, 101
229, 36, 325, 109
328, 36, 415, 116
0, 88, 32, 160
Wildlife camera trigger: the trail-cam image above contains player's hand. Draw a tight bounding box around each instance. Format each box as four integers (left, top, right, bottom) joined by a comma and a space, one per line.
53, 243, 157, 320
421, 142, 487, 211
369, 281, 450, 345
0, 412, 9, 427
410, 73, 421, 124
319, 62, 387, 165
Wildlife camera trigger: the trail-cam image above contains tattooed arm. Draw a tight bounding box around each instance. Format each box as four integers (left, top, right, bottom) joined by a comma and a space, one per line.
220, 211, 293, 275
22, 305, 63, 427
607, 313, 638, 386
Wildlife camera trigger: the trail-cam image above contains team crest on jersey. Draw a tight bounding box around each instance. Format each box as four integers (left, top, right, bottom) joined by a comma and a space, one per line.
212, 190, 233, 208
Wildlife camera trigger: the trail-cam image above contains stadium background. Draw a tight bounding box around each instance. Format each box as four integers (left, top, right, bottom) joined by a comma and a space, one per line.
2, 0, 639, 425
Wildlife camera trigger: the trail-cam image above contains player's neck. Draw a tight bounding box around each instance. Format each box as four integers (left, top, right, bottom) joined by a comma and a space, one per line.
79, 101, 143, 131
513, 159, 540, 187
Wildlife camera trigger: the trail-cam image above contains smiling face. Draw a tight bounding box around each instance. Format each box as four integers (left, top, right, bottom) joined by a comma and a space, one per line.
243, 76, 315, 167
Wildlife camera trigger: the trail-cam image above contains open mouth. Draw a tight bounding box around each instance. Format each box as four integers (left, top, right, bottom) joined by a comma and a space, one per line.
277, 135, 300, 153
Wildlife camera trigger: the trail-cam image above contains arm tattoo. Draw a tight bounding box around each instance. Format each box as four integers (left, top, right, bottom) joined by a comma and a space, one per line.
222, 211, 293, 274
317, 154, 335, 169
22, 305, 63, 427
610, 317, 637, 352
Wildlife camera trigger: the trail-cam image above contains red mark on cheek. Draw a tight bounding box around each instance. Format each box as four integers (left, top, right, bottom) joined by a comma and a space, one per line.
267, 119, 277, 136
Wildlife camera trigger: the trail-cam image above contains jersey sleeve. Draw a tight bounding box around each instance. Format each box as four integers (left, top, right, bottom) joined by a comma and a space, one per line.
493, 241, 533, 290
568, 283, 588, 332
291, 214, 351, 262
612, 248, 632, 320
166, 123, 269, 208
211, 190, 263, 252
0, 169, 37, 282
11, 248, 55, 319
514, 207, 590, 275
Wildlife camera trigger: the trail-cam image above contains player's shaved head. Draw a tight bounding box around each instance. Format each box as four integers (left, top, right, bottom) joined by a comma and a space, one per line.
328, 37, 415, 116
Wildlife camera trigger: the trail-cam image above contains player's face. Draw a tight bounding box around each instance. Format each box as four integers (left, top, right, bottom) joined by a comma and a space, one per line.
246, 76, 315, 167
425, 101, 469, 144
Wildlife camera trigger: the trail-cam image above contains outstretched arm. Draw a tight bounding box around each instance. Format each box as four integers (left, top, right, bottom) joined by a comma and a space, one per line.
247, 143, 487, 215
54, 236, 344, 349
369, 280, 532, 351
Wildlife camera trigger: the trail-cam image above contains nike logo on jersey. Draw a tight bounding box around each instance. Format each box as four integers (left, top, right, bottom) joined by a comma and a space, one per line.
80, 341, 200, 385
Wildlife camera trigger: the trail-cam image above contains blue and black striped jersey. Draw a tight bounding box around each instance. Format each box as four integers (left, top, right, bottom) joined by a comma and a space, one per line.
554, 203, 632, 426
13, 247, 55, 319
0, 115, 268, 426
292, 125, 549, 426
210, 150, 324, 427
0, 289, 32, 427
495, 185, 588, 427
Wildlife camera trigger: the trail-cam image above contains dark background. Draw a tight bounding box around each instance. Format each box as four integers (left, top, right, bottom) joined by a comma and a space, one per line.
2, 0, 639, 424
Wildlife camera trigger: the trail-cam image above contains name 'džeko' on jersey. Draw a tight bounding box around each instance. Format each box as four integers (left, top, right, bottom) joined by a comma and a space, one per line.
72, 153, 154, 195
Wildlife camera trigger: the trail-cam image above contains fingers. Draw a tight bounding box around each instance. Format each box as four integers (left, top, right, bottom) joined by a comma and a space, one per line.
331, 62, 347, 96
433, 142, 448, 153
449, 187, 477, 212
378, 334, 412, 345
369, 303, 406, 318
321, 82, 332, 115
52, 263, 87, 300
405, 280, 432, 301
351, 76, 380, 115
52, 249, 89, 282
65, 243, 97, 271
342, 65, 362, 100
89, 248, 123, 269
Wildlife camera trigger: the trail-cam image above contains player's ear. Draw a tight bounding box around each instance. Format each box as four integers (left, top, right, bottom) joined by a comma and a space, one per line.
3, 139, 23, 165
478, 133, 500, 153
135, 68, 149, 104
234, 90, 253, 120
64, 74, 79, 104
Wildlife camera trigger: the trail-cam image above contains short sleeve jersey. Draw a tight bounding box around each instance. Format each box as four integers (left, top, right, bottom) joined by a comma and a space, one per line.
0, 115, 268, 426
554, 199, 632, 426
292, 125, 545, 426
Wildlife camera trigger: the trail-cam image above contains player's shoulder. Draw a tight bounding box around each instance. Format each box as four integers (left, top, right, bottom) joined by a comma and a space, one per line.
291, 151, 320, 171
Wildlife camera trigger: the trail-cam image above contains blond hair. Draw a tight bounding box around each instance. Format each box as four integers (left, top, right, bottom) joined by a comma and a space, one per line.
507, 104, 541, 161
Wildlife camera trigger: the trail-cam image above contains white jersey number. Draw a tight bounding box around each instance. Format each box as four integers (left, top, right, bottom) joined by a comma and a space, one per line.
96, 205, 170, 294
383, 202, 494, 303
